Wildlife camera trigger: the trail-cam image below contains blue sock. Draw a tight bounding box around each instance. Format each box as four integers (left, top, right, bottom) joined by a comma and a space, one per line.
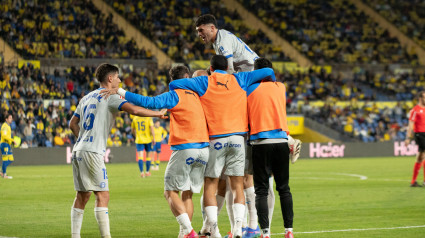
146, 160, 151, 172
2, 161, 12, 174
138, 160, 144, 172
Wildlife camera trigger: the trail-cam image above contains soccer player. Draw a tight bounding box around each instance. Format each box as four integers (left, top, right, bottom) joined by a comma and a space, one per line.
101, 65, 209, 238
405, 91, 425, 187
196, 15, 301, 237
169, 55, 276, 238
152, 119, 168, 170
132, 115, 155, 177
68, 63, 166, 238
1, 114, 15, 179
249, 58, 294, 238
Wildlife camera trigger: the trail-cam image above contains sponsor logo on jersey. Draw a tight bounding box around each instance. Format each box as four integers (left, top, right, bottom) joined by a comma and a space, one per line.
185, 91, 197, 98
216, 80, 229, 90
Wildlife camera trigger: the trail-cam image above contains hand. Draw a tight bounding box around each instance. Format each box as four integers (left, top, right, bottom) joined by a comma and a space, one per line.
158, 109, 169, 119
100, 88, 118, 99
405, 138, 411, 146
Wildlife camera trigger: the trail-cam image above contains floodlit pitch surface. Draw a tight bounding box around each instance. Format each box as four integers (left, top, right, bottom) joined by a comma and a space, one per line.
1, 157, 424, 238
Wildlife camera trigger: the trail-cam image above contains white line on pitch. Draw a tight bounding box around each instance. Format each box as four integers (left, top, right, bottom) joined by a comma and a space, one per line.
272, 225, 425, 235
332, 173, 368, 180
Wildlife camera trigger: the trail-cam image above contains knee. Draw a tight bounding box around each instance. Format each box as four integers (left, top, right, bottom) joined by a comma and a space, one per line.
96, 192, 110, 204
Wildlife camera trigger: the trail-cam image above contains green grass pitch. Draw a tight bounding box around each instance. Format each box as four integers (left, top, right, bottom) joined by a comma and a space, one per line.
1, 157, 425, 238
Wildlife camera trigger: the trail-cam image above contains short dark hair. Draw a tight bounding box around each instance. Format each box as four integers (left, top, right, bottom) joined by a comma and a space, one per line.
418, 91, 425, 99
195, 14, 217, 28
169, 65, 190, 81
254, 57, 273, 70
210, 55, 228, 71
95, 63, 119, 83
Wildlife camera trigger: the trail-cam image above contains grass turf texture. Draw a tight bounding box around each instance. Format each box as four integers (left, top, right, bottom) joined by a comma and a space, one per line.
1, 157, 425, 237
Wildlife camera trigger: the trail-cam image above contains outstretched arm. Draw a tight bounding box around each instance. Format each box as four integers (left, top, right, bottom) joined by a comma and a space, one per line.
168, 76, 208, 96
234, 68, 276, 90
120, 103, 168, 119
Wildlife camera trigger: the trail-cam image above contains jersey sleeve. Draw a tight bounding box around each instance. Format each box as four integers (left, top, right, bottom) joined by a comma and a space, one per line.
125, 91, 179, 109
409, 109, 416, 121
168, 76, 209, 96
217, 41, 236, 74
108, 95, 127, 113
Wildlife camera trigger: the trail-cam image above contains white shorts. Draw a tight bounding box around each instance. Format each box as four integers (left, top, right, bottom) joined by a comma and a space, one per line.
164, 147, 209, 193
205, 135, 245, 178
72, 151, 108, 192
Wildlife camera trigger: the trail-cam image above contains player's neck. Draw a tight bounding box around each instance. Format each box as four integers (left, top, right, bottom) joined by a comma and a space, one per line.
100, 83, 111, 89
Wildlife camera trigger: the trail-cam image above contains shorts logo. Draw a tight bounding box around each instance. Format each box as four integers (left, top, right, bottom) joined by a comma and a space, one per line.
100, 182, 106, 188
214, 142, 223, 150
214, 142, 241, 150
186, 157, 195, 165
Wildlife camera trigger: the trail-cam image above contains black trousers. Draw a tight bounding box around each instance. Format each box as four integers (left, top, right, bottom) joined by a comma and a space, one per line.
252, 142, 293, 229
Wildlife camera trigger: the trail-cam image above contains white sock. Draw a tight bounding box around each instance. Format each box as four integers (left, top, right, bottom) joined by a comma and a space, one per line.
216, 194, 225, 215
288, 135, 295, 145
262, 228, 270, 236
201, 195, 207, 226
71, 207, 84, 238
285, 228, 293, 233
243, 190, 248, 228
232, 203, 245, 234
205, 206, 218, 231
176, 213, 193, 235
225, 186, 235, 231
94, 207, 110, 238
268, 176, 275, 229
244, 186, 258, 229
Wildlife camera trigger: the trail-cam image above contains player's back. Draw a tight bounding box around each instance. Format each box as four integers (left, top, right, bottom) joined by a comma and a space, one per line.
213, 29, 259, 72
132, 116, 153, 144
73, 89, 125, 155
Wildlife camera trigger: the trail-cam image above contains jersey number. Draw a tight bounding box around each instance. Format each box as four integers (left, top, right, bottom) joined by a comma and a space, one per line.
137, 121, 145, 131
83, 104, 96, 130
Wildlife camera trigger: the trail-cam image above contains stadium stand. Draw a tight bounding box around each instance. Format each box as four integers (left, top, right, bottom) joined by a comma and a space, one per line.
238, 0, 419, 65
0, 0, 151, 59
0, 62, 169, 147
105, 0, 291, 62
365, 0, 425, 49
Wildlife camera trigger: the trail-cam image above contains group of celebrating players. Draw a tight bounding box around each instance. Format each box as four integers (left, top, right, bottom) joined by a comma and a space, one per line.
69, 14, 301, 238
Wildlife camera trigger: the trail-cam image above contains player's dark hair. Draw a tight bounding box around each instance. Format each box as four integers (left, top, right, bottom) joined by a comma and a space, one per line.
206, 67, 211, 76
418, 91, 425, 99
195, 14, 217, 28
169, 65, 190, 81
254, 57, 273, 70
95, 63, 119, 83
210, 55, 228, 71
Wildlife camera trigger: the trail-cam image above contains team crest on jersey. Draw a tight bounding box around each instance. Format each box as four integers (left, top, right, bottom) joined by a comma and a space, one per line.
119, 95, 124, 99
219, 46, 228, 55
